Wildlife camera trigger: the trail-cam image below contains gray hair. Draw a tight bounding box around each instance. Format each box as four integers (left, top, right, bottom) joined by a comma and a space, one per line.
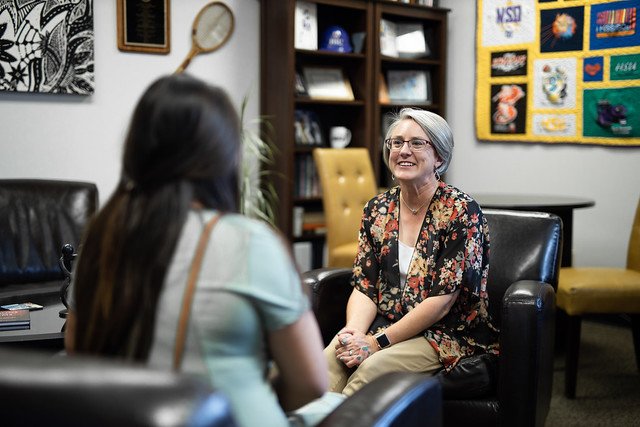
382, 108, 454, 175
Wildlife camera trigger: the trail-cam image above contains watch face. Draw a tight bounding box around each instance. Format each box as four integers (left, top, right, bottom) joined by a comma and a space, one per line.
376, 332, 390, 349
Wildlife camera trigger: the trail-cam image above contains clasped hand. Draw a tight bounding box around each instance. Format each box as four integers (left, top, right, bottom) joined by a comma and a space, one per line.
334, 328, 377, 368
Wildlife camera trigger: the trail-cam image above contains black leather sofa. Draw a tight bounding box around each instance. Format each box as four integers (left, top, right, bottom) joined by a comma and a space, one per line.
303, 210, 562, 427
0, 179, 98, 301
0, 348, 442, 427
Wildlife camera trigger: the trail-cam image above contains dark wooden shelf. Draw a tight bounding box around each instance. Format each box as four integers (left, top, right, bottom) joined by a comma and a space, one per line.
294, 197, 323, 204
296, 49, 367, 60
293, 233, 326, 243
295, 98, 366, 106
380, 102, 439, 109
261, 0, 448, 240
294, 145, 325, 153
380, 56, 440, 66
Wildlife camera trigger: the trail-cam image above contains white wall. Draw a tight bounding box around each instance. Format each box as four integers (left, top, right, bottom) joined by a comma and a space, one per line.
2, 1, 638, 268
441, 1, 640, 268
0, 0, 259, 206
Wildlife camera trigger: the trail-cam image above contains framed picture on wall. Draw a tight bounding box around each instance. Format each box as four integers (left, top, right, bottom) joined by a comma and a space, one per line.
117, 0, 171, 54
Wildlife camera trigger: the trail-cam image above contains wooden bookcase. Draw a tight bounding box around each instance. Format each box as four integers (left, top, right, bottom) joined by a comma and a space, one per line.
260, 0, 448, 255
374, 1, 448, 187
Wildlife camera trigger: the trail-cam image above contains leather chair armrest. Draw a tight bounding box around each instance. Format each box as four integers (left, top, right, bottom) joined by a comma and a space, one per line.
319, 372, 442, 427
0, 349, 236, 427
302, 268, 352, 346
302, 268, 352, 302
498, 280, 555, 426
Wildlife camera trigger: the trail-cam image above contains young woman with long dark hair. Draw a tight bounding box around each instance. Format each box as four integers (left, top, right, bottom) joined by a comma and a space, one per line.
65, 74, 333, 426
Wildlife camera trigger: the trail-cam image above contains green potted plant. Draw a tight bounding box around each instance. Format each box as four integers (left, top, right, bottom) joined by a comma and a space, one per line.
239, 95, 278, 225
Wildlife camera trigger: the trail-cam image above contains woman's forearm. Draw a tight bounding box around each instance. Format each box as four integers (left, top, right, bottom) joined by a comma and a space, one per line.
344, 289, 377, 333
269, 311, 327, 411
384, 291, 458, 346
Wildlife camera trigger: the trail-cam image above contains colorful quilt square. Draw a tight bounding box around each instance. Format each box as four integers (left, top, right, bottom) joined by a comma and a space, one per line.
490, 49, 528, 76
490, 83, 527, 134
481, 0, 536, 47
610, 54, 640, 81
583, 56, 604, 82
533, 58, 577, 108
540, 6, 585, 52
583, 87, 639, 137
590, 0, 640, 50
533, 114, 576, 137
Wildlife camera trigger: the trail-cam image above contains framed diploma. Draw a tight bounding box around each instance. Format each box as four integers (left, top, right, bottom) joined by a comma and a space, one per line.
117, 0, 171, 54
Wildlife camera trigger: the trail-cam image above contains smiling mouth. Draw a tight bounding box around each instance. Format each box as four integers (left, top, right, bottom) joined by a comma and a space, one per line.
398, 162, 415, 167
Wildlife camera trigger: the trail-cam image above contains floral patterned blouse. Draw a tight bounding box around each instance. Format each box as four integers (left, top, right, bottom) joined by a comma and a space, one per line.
352, 182, 499, 371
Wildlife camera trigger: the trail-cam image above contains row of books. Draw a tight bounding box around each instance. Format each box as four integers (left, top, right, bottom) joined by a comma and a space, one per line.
294, 154, 321, 199
0, 309, 30, 331
293, 208, 327, 237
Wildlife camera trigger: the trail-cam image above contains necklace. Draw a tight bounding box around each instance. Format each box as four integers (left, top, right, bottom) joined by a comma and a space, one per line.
400, 193, 429, 215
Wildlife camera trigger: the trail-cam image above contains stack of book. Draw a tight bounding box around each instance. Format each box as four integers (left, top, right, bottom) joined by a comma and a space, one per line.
303, 211, 326, 235
0, 309, 30, 331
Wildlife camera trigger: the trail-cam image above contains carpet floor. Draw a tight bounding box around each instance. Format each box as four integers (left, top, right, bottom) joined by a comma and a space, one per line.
546, 319, 640, 426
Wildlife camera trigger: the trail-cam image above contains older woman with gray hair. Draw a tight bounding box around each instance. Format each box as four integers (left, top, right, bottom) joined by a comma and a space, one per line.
324, 108, 499, 395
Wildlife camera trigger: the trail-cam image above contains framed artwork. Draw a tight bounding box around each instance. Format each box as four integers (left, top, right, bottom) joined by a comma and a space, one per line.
302, 67, 354, 100
387, 70, 430, 103
0, 0, 95, 94
117, 0, 170, 54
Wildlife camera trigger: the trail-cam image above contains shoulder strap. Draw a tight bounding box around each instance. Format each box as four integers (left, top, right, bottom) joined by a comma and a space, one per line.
173, 214, 222, 371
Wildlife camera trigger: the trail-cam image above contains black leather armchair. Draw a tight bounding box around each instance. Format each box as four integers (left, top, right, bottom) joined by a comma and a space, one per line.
0, 348, 442, 427
302, 210, 562, 427
0, 179, 98, 300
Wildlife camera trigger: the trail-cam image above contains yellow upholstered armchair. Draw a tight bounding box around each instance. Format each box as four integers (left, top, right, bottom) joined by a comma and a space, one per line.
557, 198, 640, 398
313, 148, 377, 268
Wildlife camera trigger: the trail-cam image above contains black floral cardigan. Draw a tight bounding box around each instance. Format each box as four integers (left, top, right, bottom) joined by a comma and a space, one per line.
351, 182, 499, 371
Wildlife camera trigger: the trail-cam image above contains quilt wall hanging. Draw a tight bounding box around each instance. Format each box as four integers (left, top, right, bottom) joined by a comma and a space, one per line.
0, 0, 94, 95
476, 0, 640, 146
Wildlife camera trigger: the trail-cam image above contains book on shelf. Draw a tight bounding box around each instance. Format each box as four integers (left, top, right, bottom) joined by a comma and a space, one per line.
303, 211, 326, 235
294, 1, 318, 50
0, 309, 30, 330
295, 154, 321, 199
294, 110, 324, 146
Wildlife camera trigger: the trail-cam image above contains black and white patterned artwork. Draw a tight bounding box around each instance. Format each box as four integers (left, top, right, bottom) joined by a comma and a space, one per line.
0, 0, 94, 94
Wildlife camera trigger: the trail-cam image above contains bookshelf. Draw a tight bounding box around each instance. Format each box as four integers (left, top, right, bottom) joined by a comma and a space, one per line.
374, 1, 448, 187
260, 0, 448, 259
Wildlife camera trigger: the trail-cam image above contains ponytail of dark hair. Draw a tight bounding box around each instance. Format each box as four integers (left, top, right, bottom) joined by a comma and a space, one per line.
73, 74, 240, 359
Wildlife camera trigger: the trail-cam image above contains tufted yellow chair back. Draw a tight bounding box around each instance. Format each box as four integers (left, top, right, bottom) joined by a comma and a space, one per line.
627, 199, 640, 272
313, 148, 377, 268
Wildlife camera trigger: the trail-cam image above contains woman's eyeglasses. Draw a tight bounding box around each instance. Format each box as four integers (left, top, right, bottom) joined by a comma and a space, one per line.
385, 138, 432, 151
